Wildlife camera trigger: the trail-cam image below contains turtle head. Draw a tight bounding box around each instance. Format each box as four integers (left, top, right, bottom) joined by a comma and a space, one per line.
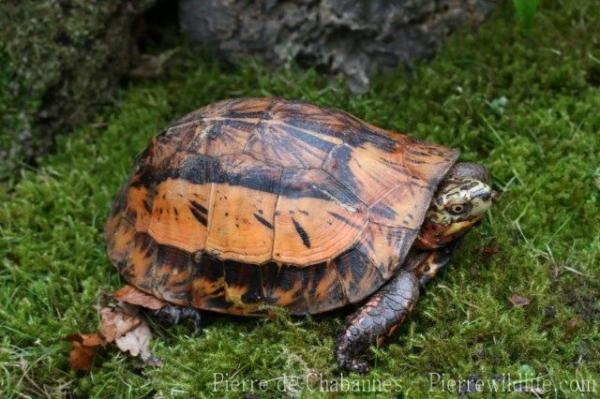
417, 162, 495, 249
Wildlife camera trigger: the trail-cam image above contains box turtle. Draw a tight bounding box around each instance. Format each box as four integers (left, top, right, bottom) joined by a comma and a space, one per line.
106, 97, 494, 372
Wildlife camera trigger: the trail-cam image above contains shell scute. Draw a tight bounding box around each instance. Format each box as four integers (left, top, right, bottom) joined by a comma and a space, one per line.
206, 184, 278, 264
273, 168, 367, 265
147, 179, 211, 253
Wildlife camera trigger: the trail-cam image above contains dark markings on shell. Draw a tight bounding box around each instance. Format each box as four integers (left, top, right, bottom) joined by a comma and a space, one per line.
190, 200, 208, 215
126, 209, 137, 223
278, 102, 398, 150
323, 144, 358, 191
109, 186, 128, 217
334, 247, 385, 304
265, 262, 307, 309
137, 232, 155, 258
303, 263, 327, 301
262, 262, 295, 293
328, 211, 362, 229
292, 217, 311, 248
355, 127, 399, 152
290, 261, 348, 314
253, 212, 274, 229
192, 253, 223, 284
128, 99, 413, 211
173, 154, 283, 195
224, 260, 263, 304
142, 199, 152, 214
368, 204, 398, 221
284, 124, 337, 153
153, 243, 193, 302
130, 232, 159, 294
198, 120, 256, 145
224, 110, 270, 120
156, 243, 190, 270
278, 167, 363, 208
201, 295, 232, 313
189, 201, 208, 226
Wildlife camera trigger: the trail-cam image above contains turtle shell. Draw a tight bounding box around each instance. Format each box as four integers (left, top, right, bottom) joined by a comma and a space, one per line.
105, 98, 459, 315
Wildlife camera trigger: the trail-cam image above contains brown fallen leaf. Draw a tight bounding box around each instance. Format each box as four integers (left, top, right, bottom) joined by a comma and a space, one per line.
509, 293, 531, 308
69, 342, 96, 371
99, 306, 142, 342
116, 322, 153, 360
65, 333, 105, 347
113, 285, 168, 310
480, 246, 500, 256
65, 333, 105, 371
67, 305, 158, 371
565, 317, 584, 333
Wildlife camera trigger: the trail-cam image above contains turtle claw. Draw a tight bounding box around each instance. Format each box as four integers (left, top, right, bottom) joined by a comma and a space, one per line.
342, 358, 370, 374
152, 306, 181, 325
151, 306, 206, 329
179, 307, 205, 329
335, 334, 371, 373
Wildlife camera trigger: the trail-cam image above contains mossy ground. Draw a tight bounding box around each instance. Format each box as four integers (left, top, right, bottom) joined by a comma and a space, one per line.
0, 0, 154, 180
1, 1, 598, 398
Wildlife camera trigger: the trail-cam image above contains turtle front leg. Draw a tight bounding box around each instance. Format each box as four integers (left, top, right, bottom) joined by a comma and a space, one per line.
335, 271, 420, 373
404, 246, 454, 287
335, 248, 454, 373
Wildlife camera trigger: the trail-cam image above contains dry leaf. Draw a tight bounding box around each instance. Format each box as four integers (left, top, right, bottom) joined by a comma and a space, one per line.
113, 285, 168, 310
100, 306, 157, 362
65, 333, 105, 370
66, 305, 157, 371
115, 322, 153, 360
69, 342, 96, 371
480, 246, 500, 256
565, 317, 584, 333
99, 307, 142, 342
509, 293, 531, 308
65, 333, 105, 347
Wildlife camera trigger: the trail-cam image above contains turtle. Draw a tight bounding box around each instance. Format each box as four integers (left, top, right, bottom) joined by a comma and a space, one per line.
105, 97, 495, 372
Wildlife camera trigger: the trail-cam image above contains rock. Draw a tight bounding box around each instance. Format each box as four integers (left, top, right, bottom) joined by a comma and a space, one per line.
0, 0, 156, 180
179, 0, 499, 93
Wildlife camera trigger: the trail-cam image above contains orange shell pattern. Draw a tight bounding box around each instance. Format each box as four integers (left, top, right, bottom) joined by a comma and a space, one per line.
105, 98, 458, 315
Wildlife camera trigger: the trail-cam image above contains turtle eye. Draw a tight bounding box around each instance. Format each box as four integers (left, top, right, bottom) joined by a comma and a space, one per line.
449, 203, 466, 215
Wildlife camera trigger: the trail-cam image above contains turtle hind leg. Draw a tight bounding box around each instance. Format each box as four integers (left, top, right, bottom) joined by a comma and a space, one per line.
149, 305, 208, 329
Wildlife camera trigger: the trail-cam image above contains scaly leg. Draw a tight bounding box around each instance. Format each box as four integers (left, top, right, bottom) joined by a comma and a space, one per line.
335, 248, 453, 373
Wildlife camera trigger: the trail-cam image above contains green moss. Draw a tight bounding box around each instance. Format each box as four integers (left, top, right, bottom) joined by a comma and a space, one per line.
0, 1, 598, 397
0, 48, 39, 182
0, 0, 154, 180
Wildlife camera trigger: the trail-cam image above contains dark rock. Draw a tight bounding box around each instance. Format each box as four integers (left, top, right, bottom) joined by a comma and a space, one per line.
0, 0, 156, 180
179, 0, 499, 93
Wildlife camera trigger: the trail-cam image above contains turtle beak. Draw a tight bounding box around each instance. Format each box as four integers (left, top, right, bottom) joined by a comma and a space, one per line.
441, 216, 483, 238
416, 215, 483, 249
